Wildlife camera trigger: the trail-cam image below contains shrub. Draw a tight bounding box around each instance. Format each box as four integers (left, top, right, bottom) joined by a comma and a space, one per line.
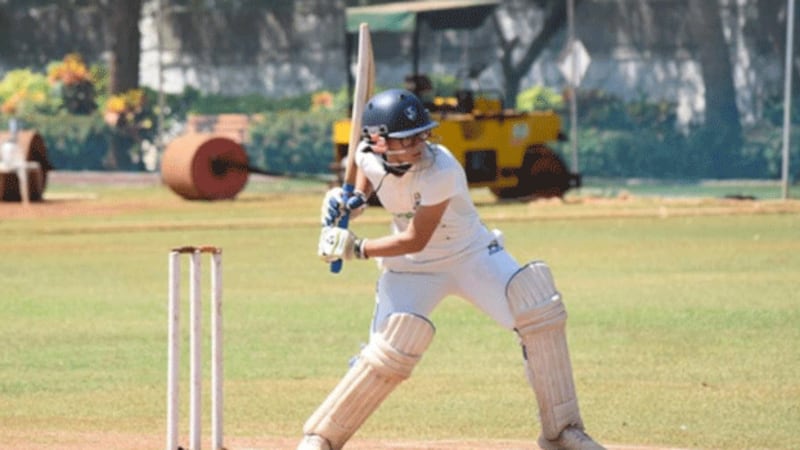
47, 53, 97, 115
517, 85, 564, 112
430, 74, 460, 97
188, 91, 312, 114
0, 69, 61, 116
19, 113, 110, 170
564, 128, 671, 178
247, 109, 340, 175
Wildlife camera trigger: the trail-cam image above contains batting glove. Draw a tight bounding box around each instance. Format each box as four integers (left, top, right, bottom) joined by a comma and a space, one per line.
318, 226, 368, 262
320, 187, 368, 226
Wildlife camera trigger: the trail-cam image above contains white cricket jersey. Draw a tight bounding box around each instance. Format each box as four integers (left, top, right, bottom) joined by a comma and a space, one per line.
356, 143, 494, 271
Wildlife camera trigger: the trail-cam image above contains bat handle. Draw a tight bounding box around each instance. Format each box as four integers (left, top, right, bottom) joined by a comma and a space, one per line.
329, 183, 356, 274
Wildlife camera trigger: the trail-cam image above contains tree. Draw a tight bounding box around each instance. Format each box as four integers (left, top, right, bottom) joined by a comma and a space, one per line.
493, 0, 578, 108
746, 0, 800, 96
105, 0, 143, 95
687, 0, 743, 176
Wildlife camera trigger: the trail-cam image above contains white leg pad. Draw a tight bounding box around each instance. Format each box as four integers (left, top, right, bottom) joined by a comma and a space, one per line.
506, 261, 583, 440
302, 313, 435, 449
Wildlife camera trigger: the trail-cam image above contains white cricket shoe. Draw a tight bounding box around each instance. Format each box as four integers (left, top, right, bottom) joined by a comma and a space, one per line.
296, 434, 332, 450
537, 426, 605, 450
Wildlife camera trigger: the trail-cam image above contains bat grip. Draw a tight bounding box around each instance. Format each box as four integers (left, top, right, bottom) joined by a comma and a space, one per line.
329, 183, 356, 274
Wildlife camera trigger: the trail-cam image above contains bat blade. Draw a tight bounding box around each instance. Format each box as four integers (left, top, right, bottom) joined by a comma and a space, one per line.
331, 23, 374, 274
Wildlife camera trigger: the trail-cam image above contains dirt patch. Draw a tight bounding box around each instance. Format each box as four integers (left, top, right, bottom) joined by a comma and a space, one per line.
0, 430, 687, 450
45, 170, 165, 186
0, 171, 160, 220
0, 170, 290, 220
3, 170, 798, 223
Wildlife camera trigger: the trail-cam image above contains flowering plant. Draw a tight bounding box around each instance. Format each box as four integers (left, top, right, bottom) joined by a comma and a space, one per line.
47, 53, 96, 114
311, 91, 334, 111
1, 91, 26, 115
0, 69, 56, 115
103, 89, 153, 138
47, 53, 93, 86
105, 89, 144, 116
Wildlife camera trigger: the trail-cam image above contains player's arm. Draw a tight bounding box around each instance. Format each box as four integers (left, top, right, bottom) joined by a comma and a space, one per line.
318, 198, 449, 262
361, 198, 449, 258
354, 165, 374, 200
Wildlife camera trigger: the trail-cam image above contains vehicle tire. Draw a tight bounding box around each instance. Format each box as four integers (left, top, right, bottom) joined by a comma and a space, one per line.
490, 145, 572, 200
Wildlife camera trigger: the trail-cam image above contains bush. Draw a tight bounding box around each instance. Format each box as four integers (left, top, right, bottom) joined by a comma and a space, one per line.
18, 113, 110, 170
0, 69, 61, 115
517, 85, 564, 112
246, 109, 340, 175
4, 75, 795, 182
554, 89, 796, 181
47, 53, 97, 115
188, 90, 312, 114
564, 127, 688, 179
430, 74, 460, 97
739, 121, 800, 180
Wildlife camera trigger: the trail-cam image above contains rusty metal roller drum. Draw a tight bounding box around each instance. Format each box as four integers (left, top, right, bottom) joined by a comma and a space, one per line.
161, 134, 249, 200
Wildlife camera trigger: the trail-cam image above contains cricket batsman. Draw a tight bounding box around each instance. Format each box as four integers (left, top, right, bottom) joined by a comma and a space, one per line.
298, 89, 605, 450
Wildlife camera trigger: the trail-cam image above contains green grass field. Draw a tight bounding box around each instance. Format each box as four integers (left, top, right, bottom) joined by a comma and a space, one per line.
1, 175, 798, 449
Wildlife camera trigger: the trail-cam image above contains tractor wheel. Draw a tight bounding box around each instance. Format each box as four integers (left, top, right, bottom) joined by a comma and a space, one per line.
490, 145, 573, 200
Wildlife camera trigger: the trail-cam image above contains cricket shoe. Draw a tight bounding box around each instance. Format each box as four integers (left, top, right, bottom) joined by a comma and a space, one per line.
537, 426, 605, 450
296, 434, 332, 450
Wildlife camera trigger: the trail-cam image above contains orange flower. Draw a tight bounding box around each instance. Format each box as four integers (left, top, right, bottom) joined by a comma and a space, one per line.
104, 89, 146, 126
48, 53, 92, 86
1, 91, 25, 115
311, 91, 334, 111
105, 95, 127, 114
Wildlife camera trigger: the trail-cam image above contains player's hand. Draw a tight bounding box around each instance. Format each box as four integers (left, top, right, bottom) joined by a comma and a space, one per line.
318, 226, 357, 262
320, 187, 367, 226
318, 227, 368, 262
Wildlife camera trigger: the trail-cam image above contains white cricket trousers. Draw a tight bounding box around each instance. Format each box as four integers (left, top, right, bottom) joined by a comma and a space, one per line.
371, 243, 520, 333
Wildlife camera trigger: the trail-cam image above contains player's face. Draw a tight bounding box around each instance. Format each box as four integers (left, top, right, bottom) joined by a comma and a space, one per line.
385, 130, 431, 164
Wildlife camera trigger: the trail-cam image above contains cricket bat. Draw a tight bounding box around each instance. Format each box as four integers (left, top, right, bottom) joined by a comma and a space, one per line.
331, 23, 374, 273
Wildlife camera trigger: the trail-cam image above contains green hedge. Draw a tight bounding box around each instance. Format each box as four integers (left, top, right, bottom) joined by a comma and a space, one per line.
555, 123, 799, 181
4, 114, 109, 170
246, 109, 340, 175
2, 113, 154, 171
1, 88, 796, 182
549, 89, 799, 181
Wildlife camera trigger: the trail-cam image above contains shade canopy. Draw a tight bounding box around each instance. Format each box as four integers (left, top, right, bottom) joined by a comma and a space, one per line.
345, 0, 499, 33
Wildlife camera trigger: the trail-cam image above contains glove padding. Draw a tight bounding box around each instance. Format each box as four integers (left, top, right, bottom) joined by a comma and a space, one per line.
320, 187, 368, 226
318, 226, 368, 262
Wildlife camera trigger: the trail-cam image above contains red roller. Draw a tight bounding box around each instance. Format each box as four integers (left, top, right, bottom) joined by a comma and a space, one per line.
161, 134, 249, 200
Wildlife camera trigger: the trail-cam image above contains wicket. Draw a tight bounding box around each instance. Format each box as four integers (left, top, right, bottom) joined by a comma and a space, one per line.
167, 246, 224, 450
